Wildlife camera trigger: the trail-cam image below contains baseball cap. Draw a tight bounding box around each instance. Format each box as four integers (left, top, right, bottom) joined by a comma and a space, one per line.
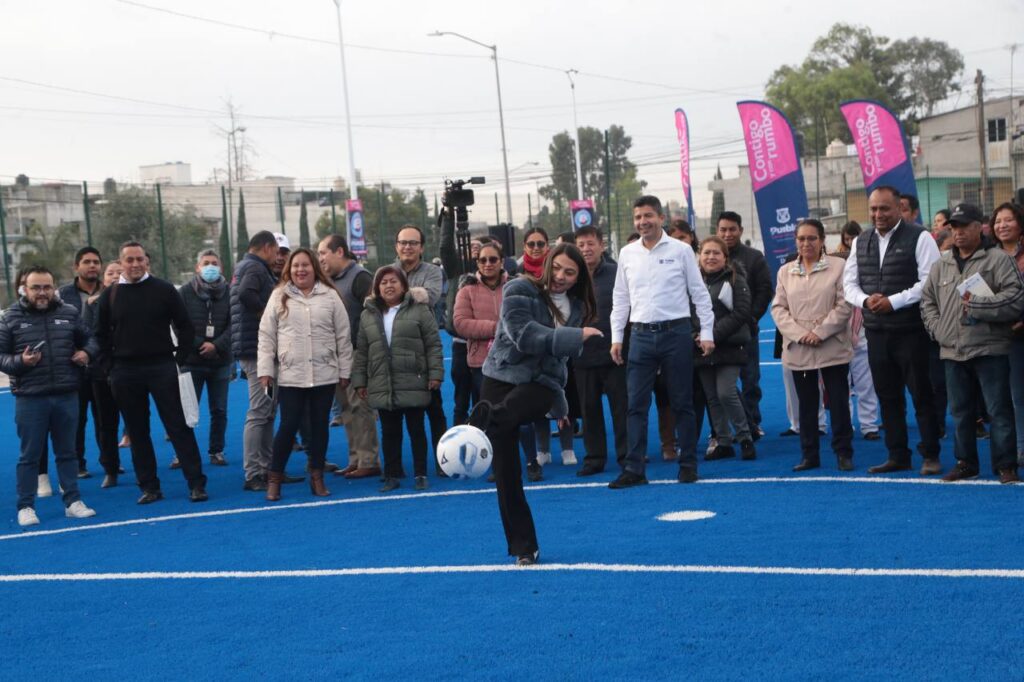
947, 203, 985, 226
274, 232, 291, 250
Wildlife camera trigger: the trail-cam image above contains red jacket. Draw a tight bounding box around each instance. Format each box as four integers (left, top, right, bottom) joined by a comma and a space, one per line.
453, 272, 508, 368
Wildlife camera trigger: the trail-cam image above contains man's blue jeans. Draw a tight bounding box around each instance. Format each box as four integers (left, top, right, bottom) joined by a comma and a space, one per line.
945, 354, 1017, 473
624, 321, 696, 475
185, 363, 232, 455
15, 392, 81, 510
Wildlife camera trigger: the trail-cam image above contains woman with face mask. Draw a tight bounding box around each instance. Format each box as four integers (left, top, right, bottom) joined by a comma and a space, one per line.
177, 249, 234, 468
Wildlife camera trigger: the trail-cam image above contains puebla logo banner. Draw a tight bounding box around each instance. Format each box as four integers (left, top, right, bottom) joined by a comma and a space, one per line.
840, 99, 917, 198
674, 108, 696, 226
346, 199, 367, 257
736, 100, 807, 278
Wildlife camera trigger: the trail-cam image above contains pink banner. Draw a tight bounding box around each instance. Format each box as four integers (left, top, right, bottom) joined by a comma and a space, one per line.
737, 102, 801, 192
674, 109, 692, 218
840, 100, 909, 184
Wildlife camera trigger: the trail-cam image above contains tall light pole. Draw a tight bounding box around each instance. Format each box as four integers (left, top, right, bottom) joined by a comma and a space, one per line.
430, 30, 513, 225
333, 0, 359, 200
566, 69, 585, 201
219, 123, 246, 256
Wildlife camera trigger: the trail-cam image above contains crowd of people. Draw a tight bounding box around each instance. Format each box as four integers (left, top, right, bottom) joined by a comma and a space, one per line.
4, 188, 1024, 568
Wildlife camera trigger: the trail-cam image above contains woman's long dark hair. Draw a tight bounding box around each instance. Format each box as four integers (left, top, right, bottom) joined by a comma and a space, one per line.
991, 202, 1024, 249
525, 243, 596, 325
275, 247, 335, 317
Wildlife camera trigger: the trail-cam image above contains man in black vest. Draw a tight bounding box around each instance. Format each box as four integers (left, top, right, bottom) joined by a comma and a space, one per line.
317, 234, 380, 479
843, 186, 943, 474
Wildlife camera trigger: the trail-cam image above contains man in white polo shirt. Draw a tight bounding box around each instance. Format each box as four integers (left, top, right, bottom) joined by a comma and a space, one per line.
609, 195, 715, 487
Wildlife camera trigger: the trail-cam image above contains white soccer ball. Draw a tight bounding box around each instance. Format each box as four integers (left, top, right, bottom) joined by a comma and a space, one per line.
437, 425, 494, 479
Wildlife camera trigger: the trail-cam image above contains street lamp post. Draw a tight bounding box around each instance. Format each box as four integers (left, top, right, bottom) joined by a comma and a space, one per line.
224, 124, 246, 256
430, 30, 513, 225
566, 69, 585, 201
333, 0, 359, 201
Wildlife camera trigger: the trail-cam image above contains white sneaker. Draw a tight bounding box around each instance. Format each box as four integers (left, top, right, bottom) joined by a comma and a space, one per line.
37, 474, 52, 498
705, 437, 718, 456
561, 449, 578, 466
65, 500, 96, 519
17, 507, 40, 527
536, 451, 552, 466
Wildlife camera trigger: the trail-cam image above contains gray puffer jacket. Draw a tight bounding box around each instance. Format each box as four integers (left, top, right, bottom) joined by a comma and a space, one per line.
351, 287, 444, 411
482, 277, 584, 412
921, 242, 1024, 362
0, 298, 98, 396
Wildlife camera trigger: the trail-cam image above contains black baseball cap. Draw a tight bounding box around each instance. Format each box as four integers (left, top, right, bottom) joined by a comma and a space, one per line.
948, 203, 985, 226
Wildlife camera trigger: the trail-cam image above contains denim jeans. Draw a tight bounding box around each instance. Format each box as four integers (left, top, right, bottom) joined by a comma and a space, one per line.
185, 363, 232, 455
15, 392, 81, 510
945, 355, 1017, 473
1008, 340, 1024, 458
624, 321, 696, 475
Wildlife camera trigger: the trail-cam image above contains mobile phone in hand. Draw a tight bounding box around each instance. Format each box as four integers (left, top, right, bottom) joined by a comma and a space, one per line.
31, 340, 46, 352
264, 383, 274, 399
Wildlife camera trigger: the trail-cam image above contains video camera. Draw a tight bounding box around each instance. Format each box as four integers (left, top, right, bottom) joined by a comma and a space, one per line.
439, 177, 485, 274
442, 176, 485, 209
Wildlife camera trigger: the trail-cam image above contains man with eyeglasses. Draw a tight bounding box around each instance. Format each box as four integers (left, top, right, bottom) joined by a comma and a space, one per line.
394, 224, 447, 467
0, 266, 99, 526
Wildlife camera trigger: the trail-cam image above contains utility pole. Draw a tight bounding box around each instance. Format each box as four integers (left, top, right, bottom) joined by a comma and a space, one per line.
567, 70, 585, 201
976, 69, 989, 212
604, 129, 612, 229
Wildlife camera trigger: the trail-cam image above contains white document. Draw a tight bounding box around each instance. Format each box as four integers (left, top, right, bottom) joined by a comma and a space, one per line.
718, 281, 734, 311
956, 273, 994, 298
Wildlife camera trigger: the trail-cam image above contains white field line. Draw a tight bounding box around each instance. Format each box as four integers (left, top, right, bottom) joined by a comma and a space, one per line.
0, 562, 1022, 582
0, 475, 1015, 543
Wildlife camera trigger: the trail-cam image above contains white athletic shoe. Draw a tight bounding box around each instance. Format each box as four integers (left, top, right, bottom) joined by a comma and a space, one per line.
561, 449, 578, 466
37, 474, 53, 498
17, 507, 40, 527
705, 437, 718, 457
536, 451, 552, 466
65, 500, 96, 519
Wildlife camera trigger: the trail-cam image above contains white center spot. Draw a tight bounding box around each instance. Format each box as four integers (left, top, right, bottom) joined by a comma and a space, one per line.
657, 510, 716, 522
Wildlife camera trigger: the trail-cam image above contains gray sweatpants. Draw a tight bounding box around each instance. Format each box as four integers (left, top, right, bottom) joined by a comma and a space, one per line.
240, 358, 278, 481
697, 364, 750, 446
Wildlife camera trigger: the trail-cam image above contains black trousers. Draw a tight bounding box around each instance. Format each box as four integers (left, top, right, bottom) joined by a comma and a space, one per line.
379, 407, 428, 478
574, 364, 628, 469
865, 327, 941, 464
481, 377, 556, 557
451, 342, 477, 425
426, 388, 448, 470
91, 377, 121, 476
109, 360, 206, 493
927, 341, 948, 433
74, 379, 93, 468
792, 365, 853, 463
271, 384, 334, 473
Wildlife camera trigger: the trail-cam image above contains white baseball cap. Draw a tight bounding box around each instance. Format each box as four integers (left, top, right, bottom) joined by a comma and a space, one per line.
273, 232, 291, 250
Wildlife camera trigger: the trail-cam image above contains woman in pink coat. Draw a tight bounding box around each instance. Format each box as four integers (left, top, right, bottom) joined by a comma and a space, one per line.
771, 219, 854, 472
453, 241, 509, 397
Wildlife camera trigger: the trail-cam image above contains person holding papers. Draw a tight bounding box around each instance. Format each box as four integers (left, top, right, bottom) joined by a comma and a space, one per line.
920, 203, 1024, 483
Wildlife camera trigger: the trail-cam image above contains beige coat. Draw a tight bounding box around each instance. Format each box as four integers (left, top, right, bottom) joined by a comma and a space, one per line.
257, 282, 353, 388
771, 255, 853, 371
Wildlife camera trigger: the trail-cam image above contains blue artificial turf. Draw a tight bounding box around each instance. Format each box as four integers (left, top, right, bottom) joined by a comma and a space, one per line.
0, 328, 1021, 680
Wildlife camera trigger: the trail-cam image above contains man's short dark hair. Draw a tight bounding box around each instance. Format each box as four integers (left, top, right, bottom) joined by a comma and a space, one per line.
396, 224, 425, 244
73, 246, 101, 266
717, 211, 743, 228
248, 231, 277, 251
670, 219, 693, 235
322, 233, 353, 259
633, 195, 663, 215
23, 264, 54, 281
872, 185, 901, 201
574, 226, 604, 242
903, 193, 920, 213
119, 240, 145, 254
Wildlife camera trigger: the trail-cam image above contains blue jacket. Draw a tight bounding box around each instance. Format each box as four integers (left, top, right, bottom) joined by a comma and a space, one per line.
230, 253, 277, 359
0, 298, 98, 396
482, 277, 584, 414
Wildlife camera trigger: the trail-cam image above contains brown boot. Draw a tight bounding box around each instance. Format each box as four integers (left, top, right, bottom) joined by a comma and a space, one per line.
266, 471, 283, 502
309, 469, 331, 497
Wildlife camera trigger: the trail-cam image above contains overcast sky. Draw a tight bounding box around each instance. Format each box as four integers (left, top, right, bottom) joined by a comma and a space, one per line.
1, 0, 1020, 221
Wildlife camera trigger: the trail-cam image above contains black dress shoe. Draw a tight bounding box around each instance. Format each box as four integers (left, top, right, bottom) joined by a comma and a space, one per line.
863, 431, 880, 441
190, 486, 209, 502
677, 468, 698, 483
243, 475, 268, 492
379, 477, 400, 493
779, 428, 799, 437
868, 460, 912, 474
282, 473, 306, 484
137, 490, 164, 505
837, 457, 854, 471
608, 471, 648, 489
705, 444, 736, 461
576, 464, 604, 477
740, 440, 757, 461
793, 459, 820, 472
101, 474, 118, 489
516, 550, 539, 566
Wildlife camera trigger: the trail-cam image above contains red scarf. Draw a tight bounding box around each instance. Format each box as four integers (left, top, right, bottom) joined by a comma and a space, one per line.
521, 250, 547, 278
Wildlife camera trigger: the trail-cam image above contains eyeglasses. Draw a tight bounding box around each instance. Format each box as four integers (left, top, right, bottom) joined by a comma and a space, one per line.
796, 236, 820, 242
477, 256, 500, 265
525, 241, 546, 249
396, 240, 421, 248
26, 285, 54, 292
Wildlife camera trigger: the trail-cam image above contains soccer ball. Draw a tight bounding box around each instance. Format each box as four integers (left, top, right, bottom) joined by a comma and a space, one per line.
437, 425, 493, 479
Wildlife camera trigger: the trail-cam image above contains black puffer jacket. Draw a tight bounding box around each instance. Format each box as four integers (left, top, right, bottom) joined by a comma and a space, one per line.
230, 254, 276, 359
577, 256, 618, 369
0, 298, 98, 396
691, 265, 752, 367
179, 276, 232, 367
